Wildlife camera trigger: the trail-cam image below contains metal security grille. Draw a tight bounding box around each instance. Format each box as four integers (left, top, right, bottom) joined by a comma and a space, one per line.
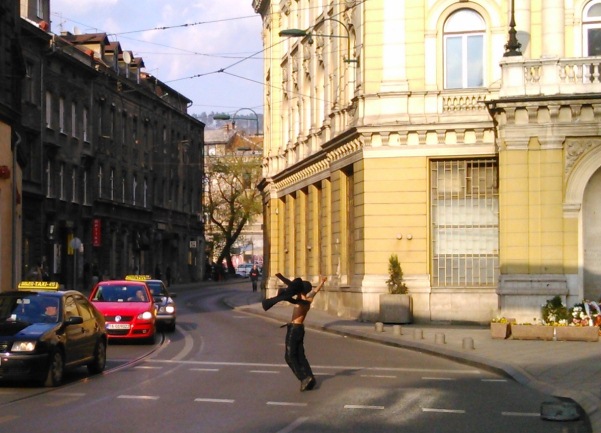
431, 159, 499, 287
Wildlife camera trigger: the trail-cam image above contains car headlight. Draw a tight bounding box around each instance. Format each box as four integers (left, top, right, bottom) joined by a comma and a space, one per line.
12, 341, 36, 352
138, 311, 154, 320
165, 305, 175, 314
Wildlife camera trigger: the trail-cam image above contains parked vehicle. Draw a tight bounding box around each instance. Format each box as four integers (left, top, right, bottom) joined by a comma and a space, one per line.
235, 263, 254, 278
0, 281, 107, 387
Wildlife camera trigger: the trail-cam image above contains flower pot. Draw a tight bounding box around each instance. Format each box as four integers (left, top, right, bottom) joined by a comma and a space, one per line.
490, 322, 511, 339
555, 326, 599, 342
379, 294, 412, 324
510, 324, 555, 341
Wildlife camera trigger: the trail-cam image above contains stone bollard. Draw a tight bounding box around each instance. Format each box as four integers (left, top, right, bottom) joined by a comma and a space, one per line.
393, 325, 402, 335
414, 329, 423, 340
375, 322, 384, 332
462, 337, 475, 350
435, 332, 446, 344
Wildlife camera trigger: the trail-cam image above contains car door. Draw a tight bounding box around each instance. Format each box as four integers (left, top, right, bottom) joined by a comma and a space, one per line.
63, 295, 88, 365
74, 295, 100, 359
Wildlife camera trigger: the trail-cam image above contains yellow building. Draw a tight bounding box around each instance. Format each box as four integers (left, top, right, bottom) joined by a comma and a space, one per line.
253, 0, 601, 323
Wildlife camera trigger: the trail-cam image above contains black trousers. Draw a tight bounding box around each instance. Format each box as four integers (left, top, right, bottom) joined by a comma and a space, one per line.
285, 323, 313, 381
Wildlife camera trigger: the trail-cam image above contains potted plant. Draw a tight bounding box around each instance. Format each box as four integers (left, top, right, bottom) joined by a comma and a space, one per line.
379, 254, 412, 324
490, 317, 514, 339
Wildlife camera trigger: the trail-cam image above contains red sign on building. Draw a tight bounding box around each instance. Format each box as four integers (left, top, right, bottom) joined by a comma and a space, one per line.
92, 219, 102, 247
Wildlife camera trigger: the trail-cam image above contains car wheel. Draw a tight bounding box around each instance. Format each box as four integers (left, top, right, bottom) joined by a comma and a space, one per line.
87, 339, 107, 375
44, 349, 64, 387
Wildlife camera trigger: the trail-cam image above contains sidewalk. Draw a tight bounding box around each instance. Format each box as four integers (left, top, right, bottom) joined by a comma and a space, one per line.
215, 286, 601, 433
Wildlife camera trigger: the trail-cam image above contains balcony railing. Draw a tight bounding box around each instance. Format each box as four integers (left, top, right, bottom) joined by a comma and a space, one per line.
499, 56, 601, 98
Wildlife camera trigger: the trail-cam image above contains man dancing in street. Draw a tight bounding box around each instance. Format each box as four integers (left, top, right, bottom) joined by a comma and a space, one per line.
262, 273, 327, 391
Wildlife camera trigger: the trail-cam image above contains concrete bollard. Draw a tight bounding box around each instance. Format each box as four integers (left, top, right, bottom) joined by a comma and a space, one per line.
414, 329, 423, 340
392, 325, 402, 335
375, 322, 384, 332
462, 337, 475, 350
435, 332, 446, 344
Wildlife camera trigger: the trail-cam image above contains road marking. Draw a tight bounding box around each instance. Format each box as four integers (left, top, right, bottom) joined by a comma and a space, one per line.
344, 405, 385, 410
422, 377, 456, 381
134, 366, 162, 370
195, 398, 235, 404
117, 395, 159, 400
0, 415, 18, 423
53, 392, 86, 397
267, 402, 308, 407
250, 370, 280, 374
275, 416, 309, 433
190, 368, 219, 372
481, 379, 508, 382
422, 408, 465, 414
147, 359, 480, 375
502, 411, 539, 417
360, 374, 397, 379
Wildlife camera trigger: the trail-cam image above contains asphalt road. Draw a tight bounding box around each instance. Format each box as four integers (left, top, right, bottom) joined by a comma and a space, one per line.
0, 284, 588, 433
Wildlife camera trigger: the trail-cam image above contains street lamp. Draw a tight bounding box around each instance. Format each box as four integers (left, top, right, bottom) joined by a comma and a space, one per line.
214, 108, 261, 135
279, 17, 357, 64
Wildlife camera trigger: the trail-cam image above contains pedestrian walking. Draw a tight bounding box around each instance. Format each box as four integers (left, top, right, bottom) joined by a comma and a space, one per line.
262, 273, 327, 391
249, 264, 260, 292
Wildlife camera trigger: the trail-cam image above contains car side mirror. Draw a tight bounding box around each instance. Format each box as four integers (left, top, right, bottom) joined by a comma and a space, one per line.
66, 316, 84, 325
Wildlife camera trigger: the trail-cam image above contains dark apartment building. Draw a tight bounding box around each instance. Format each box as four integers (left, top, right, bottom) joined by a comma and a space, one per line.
15, 0, 205, 291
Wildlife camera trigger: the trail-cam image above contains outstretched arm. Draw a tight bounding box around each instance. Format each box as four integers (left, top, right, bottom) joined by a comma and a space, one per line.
275, 273, 292, 286
306, 276, 327, 300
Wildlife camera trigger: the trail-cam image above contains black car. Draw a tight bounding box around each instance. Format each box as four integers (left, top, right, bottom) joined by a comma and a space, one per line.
125, 276, 176, 332
0, 282, 108, 387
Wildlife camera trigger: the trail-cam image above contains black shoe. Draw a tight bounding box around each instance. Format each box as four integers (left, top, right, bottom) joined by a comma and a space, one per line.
300, 376, 316, 392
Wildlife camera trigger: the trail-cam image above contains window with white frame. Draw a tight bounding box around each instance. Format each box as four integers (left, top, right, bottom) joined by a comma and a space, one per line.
71, 102, 77, 138
98, 166, 103, 198
59, 163, 65, 200
584, 1, 601, 56
45, 91, 52, 128
443, 9, 485, 89
71, 168, 77, 203
110, 169, 114, 201
46, 160, 52, 197
59, 97, 65, 133
83, 107, 89, 142
431, 159, 499, 287
83, 170, 89, 205
132, 176, 137, 206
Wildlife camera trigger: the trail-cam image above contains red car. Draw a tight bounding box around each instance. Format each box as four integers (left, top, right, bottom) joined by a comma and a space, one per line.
89, 280, 156, 343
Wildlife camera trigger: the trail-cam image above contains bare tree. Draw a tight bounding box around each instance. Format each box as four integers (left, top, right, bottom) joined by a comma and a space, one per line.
204, 151, 262, 275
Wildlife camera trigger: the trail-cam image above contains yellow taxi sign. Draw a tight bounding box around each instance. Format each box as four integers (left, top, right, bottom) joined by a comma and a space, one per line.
125, 275, 152, 281
18, 281, 60, 291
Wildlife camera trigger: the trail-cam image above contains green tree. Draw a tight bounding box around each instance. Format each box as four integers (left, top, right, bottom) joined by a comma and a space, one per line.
385, 254, 408, 294
204, 151, 262, 274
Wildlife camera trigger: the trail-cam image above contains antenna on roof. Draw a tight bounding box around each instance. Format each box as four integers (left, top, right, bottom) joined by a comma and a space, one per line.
123, 51, 132, 64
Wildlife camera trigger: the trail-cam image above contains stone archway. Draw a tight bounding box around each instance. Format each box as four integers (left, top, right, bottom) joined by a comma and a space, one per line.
565, 141, 601, 301
583, 167, 601, 301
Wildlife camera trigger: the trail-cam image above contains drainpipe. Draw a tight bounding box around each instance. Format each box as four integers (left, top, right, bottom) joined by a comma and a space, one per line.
12, 131, 21, 289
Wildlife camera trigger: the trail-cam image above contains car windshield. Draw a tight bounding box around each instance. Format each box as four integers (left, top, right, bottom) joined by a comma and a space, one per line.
0, 293, 60, 324
146, 281, 168, 297
92, 284, 148, 302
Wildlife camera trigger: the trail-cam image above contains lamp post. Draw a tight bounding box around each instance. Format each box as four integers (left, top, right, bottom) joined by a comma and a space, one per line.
214, 108, 261, 135
279, 17, 357, 64
504, 0, 522, 57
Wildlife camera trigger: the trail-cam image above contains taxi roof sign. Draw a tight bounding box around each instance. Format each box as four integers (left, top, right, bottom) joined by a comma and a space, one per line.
125, 275, 152, 281
18, 281, 60, 291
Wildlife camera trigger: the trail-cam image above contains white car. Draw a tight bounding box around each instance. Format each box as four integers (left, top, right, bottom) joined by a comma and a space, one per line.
235, 264, 254, 278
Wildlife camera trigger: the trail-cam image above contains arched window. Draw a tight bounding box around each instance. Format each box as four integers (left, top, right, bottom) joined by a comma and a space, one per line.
583, 1, 601, 56
444, 9, 485, 89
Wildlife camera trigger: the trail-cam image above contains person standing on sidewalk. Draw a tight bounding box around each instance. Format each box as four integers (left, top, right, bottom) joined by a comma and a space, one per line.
249, 264, 260, 292
263, 273, 327, 391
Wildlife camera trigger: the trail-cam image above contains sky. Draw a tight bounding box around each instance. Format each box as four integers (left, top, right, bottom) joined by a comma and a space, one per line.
49, 0, 265, 118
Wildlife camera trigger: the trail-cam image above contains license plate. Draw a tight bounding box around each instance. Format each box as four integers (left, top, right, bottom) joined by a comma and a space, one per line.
107, 323, 130, 330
